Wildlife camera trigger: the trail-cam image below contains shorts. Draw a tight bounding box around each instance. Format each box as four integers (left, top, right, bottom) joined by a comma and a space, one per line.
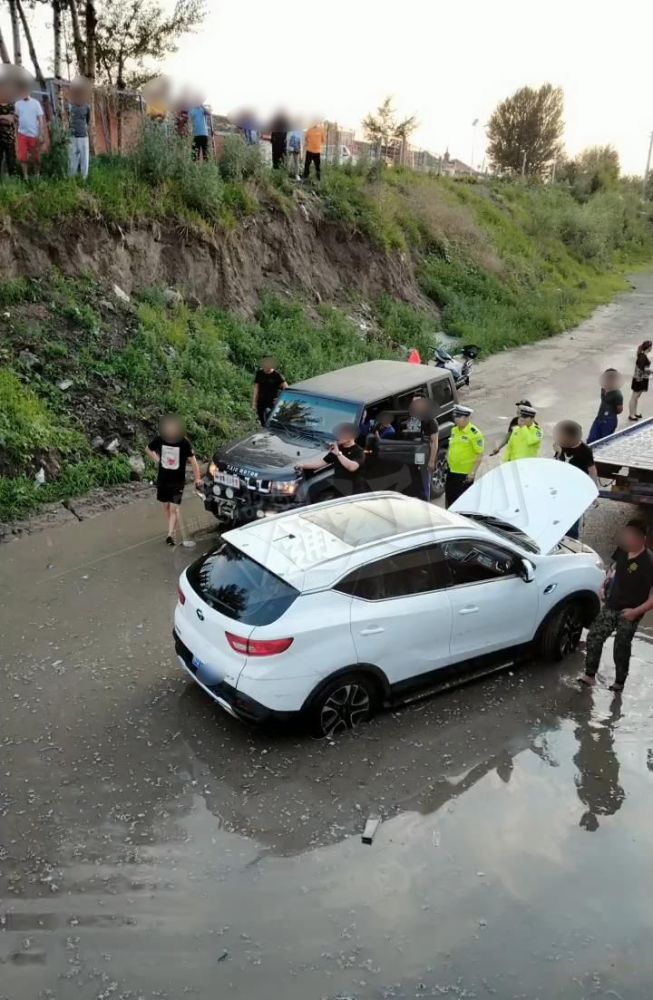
157, 482, 184, 504
17, 134, 40, 164
631, 379, 648, 393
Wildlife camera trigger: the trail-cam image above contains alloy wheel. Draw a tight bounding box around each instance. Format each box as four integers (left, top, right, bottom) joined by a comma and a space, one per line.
319, 683, 371, 737
559, 607, 583, 657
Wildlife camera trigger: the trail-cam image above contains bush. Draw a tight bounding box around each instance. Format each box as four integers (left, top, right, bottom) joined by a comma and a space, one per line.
41, 120, 70, 180
218, 135, 265, 182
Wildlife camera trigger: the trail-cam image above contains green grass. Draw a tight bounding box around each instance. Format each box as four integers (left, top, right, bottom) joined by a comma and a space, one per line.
0, 456, 132, 521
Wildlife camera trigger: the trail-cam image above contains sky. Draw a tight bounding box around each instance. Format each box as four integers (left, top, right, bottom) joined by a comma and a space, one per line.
2, 0, 652, 173
161, 0, 653, 174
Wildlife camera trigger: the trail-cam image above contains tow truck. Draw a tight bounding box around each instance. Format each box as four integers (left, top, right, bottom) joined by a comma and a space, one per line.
592, 417, 653, 505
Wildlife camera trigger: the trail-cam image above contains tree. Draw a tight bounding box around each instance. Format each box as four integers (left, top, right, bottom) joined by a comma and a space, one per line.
363, 96, 417, 161
92, 0, 205, 88
557, 145, 620, 199
487, 83, 564, 177
15, 0, 46, 88
8, 0, 22, 64
0, 25, 11, 63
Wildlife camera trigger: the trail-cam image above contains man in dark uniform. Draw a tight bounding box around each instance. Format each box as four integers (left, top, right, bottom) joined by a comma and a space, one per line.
296, 423, 366, 498
579, 519, 653, 692
445, 404, 485, 508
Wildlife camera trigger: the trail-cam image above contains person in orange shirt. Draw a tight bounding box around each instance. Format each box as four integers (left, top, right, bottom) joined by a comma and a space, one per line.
303, 121, 325, 180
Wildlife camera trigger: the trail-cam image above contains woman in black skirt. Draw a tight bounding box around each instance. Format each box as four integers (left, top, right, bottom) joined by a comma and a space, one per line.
629, 340, 652, 421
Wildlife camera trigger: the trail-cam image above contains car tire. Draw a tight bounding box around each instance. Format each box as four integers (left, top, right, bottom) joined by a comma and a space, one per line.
539, 601, 584, 662
306, 672, 380, 738
431, 455, 448, 499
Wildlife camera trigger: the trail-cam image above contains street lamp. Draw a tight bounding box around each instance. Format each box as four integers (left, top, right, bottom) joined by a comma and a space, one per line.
471, 118, 479, 170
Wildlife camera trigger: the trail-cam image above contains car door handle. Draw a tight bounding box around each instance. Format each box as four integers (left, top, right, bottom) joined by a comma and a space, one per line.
360, 626, 385, 635
458, 606, 479, 615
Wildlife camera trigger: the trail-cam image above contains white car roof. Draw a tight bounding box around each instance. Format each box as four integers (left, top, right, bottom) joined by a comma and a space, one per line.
224, 493, 481, 591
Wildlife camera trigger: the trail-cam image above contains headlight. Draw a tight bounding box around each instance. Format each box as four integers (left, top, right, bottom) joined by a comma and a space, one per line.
271, 480, 298, 495
208, 461, 218, 477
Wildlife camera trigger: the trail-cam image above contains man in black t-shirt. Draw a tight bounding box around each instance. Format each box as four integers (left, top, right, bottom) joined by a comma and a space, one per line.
296, 423, 366, 497
579, 519, 653, 691
252, 356, 287, 426
553, 420, 598, 540
145, 415, 202, 545
402, 397, 439, 501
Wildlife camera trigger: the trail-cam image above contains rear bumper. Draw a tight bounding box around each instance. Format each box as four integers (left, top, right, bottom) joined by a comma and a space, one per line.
174, 631, 297, 725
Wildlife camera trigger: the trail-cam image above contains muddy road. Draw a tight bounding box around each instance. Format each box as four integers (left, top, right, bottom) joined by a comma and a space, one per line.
2, 276, 653, 999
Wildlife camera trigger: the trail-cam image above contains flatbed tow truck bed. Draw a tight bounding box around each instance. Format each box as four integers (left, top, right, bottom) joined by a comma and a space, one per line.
592, 416, 653, 505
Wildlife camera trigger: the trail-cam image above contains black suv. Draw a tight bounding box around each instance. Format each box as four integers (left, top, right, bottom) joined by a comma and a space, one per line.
203, 360, 458, 526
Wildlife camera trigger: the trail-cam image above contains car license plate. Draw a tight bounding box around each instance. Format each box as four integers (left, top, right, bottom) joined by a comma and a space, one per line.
215, 472, 240, 488
191, 655, 205, 672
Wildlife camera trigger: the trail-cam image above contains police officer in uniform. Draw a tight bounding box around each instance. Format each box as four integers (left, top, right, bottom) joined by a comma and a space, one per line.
445, 404, 485, 508
503, 404, 543, 462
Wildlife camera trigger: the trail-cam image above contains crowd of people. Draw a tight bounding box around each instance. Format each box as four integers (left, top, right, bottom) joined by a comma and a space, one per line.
0, 69, 329, 185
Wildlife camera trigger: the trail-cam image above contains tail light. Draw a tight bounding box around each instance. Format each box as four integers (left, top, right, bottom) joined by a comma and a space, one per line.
226, 632, 293, 656
177, 586, 186, 605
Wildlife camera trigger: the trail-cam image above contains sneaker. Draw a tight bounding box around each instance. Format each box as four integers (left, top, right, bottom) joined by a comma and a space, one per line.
608, 683, 624, 692
577, 674, 596, 687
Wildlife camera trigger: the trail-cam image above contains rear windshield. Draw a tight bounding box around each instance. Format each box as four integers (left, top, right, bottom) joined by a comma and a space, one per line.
186, 541, 299, 625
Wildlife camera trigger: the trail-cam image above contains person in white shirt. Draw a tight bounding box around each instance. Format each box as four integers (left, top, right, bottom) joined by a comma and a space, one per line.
15, 89, 44, 179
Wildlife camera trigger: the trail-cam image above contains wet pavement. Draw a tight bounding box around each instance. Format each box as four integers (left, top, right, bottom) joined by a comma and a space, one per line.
2, 276, 653, 999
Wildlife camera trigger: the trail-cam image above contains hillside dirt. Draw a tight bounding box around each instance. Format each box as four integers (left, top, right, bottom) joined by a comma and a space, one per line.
0, 196, 430, 317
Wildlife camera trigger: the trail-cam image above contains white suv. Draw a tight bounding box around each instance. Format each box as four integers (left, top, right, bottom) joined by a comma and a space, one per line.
174, 460, 603, 737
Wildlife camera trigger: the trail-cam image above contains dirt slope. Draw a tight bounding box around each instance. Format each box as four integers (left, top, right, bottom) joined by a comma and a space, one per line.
0, 202, 427, 317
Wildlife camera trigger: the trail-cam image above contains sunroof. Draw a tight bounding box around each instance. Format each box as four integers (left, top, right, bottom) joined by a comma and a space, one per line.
301, 497, 449, 546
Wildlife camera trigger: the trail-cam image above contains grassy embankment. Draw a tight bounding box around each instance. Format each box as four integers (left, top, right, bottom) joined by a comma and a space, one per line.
0, 137, 651, 521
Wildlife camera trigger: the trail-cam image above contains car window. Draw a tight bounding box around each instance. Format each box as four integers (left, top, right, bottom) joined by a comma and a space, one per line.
443, 539, 520, 586
394, 386, 427, 411
430, 378, 453, 409
335, 544, 448, 601
186, 541, 299, 625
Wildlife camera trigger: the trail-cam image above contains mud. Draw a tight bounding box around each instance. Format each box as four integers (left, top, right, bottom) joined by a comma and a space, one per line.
2, 276, 653, 999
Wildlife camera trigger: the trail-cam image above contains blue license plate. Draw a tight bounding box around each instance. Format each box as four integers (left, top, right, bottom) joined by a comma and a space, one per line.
191, 655, 205, 673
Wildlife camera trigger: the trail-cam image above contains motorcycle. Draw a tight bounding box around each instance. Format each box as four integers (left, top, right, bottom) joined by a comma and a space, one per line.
433, 344, 480, 389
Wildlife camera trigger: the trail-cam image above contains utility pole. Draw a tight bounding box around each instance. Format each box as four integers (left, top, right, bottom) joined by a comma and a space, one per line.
521, 149, 527, 177
551, 156, 557, 184
643, 131, 653, 199
470, 118, 478, 171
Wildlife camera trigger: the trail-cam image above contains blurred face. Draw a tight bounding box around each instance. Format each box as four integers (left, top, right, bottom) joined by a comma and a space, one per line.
261, 357, 274, 373
622, 525, 647, 552
454, 414, 469, 428
335, 424, 356, 445
160, 416, 182, 440
409, 398, 427, 419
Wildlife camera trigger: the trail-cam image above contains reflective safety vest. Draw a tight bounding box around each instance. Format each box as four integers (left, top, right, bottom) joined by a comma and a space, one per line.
503, 422, 543, 462
447, 423, 485, 474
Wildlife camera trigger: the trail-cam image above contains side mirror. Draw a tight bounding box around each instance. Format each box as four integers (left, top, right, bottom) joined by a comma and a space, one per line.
521, 559, 535, 583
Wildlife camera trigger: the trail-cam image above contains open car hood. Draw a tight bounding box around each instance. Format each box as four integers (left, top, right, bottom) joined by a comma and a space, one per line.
451, 458, 599, 554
